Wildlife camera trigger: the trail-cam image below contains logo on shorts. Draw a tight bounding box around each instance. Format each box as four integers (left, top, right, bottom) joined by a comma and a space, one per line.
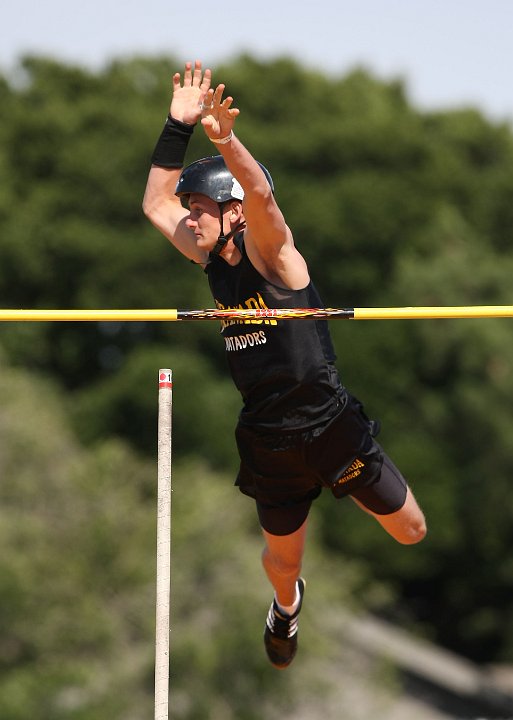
336, 458, 365, 485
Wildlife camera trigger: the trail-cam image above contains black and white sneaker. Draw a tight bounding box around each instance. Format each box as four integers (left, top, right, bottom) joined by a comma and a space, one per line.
263, 578, 305, 669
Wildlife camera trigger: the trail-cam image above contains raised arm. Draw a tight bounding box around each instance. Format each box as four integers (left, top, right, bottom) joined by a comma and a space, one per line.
142, 61, 211, 263
200, 84, 309, 289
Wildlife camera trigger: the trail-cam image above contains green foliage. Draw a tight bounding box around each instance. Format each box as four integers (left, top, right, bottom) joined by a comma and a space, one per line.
0, 363, 155, 719
0, 362, 396, 719
2, 52, 513, 691
69, 342, 241, 467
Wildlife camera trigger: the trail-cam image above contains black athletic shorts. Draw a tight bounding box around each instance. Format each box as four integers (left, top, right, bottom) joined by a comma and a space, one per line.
235, 394, 408, 536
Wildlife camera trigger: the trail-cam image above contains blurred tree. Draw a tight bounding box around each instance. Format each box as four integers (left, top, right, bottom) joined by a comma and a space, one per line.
2, 52, 513, 666
0, 360, 395, 719
0, 361, 156, 719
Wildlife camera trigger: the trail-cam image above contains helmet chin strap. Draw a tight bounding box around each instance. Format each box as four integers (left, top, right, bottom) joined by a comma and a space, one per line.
208, 202, 246, 260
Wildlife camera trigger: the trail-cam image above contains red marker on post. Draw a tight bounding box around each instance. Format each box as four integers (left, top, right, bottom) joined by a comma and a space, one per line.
159, 369, 172, 389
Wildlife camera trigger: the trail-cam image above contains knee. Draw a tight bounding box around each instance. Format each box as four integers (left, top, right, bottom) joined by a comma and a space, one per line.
398, 516, 427, 545
262, 546, 301, 578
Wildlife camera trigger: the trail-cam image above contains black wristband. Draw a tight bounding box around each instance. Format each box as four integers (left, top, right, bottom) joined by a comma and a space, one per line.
150, 115, 195, 168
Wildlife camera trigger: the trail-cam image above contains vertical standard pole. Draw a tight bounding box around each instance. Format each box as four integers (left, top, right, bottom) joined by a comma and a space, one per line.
155, 369, 172, 720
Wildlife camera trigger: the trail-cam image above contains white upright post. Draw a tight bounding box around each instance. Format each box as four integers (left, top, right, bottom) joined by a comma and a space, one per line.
155, 369, 172, 720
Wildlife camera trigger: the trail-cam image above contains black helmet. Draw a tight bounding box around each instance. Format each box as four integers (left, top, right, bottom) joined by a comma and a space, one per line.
175, 155, 274, 205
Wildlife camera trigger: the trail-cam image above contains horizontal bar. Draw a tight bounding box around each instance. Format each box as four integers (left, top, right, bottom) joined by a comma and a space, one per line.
0, 306, 513, 322
353, 306, 513, 320
0, 309, 179, 322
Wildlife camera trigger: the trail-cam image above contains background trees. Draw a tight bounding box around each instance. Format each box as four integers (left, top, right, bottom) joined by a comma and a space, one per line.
2, 53, 513, 716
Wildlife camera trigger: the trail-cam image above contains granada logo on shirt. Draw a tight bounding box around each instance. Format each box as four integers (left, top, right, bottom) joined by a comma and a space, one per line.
215, 292, 278, 330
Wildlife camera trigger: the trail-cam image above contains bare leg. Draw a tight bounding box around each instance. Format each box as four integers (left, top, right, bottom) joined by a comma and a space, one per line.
351, 486, 426, 545
261, 519, 308, 606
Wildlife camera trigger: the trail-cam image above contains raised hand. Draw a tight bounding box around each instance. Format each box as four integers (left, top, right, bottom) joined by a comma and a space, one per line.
170, 60, 212, 125
200, 83, 240, 142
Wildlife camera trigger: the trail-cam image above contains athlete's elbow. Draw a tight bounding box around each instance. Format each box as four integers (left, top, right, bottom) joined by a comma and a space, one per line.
142, 197, 167, 233
142, 194, 156, 220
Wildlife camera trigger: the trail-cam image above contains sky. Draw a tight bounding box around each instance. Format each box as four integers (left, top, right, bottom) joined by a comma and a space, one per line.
2, 0, 512, 122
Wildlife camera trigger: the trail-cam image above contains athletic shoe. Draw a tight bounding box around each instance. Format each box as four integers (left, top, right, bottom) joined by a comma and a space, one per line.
263, 578, 305, 669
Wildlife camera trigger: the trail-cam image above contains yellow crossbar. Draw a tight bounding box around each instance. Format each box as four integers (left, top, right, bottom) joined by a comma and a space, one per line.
1, 306, 513, 322
0, 309, 179, 322
353, 306, 513, 320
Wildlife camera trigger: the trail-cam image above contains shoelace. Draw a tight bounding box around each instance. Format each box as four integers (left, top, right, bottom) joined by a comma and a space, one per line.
266, 603, 299, 639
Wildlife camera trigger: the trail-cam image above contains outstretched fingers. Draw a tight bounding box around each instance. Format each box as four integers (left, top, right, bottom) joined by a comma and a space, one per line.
182, 61, 193, 86
174, 60, 211, 92
193, 60, 211, 90
172, 71, 182, 93
202, 85, 239, 114
198, 82, 240, 140
169, 61, 213, 125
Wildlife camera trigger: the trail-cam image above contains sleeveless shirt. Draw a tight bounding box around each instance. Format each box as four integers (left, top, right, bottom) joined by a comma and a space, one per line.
206, 234, 345, 430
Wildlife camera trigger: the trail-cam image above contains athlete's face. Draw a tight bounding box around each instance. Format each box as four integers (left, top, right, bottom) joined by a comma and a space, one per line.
185, 194, 226, 250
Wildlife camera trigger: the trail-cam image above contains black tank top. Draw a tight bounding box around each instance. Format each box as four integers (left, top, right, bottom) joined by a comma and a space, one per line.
206, 235, 346, 429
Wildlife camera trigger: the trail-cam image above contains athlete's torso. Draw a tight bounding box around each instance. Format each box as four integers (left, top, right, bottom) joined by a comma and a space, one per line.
206, 234, 345, 429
